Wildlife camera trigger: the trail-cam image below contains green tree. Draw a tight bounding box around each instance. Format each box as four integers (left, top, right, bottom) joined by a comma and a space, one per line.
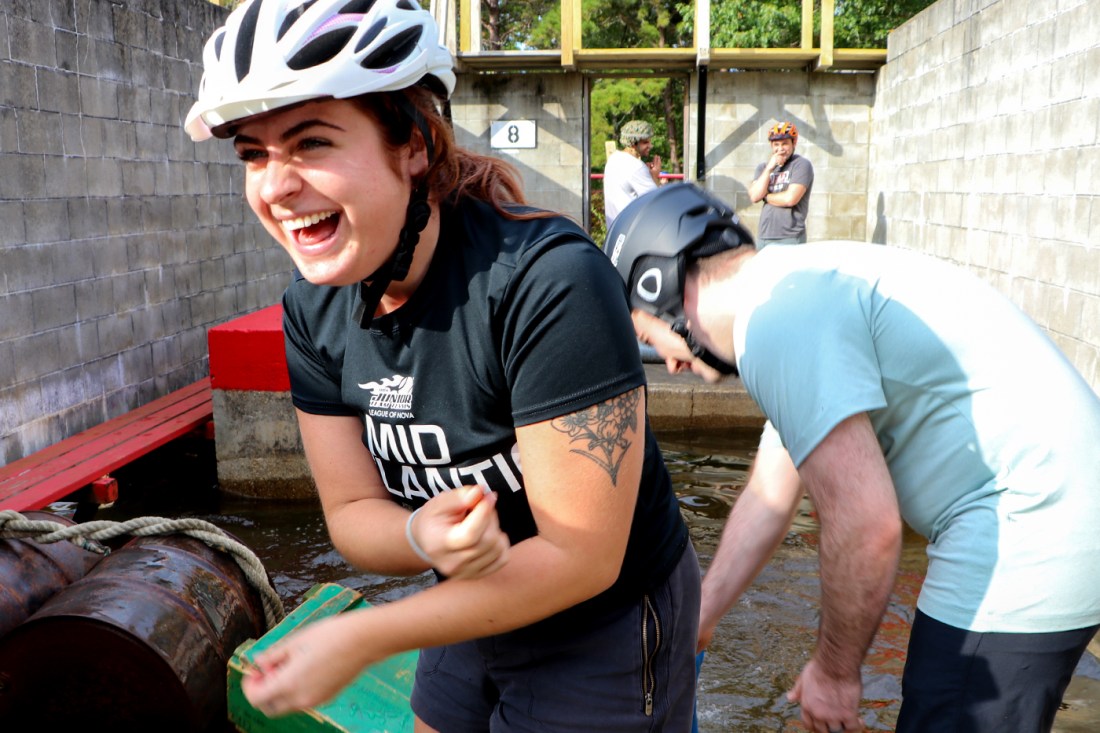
679, 0, 803, 48
483, 0, 559, 50
833, 0, 936, 48
678, 0, 937, 50
591, 76, 684, 171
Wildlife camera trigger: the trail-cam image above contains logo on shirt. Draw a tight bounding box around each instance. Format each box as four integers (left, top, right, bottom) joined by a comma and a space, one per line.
358, 374, 414, 417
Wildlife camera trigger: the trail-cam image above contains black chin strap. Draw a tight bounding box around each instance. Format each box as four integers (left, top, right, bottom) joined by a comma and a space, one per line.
354, 94, 437, 329
670, 319, 739, 376
353, 184, 432, 328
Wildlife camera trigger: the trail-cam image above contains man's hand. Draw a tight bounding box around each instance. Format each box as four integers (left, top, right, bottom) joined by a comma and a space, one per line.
787, 658, 864, 732
648, 155, 663, 183
410, 486, 510, 579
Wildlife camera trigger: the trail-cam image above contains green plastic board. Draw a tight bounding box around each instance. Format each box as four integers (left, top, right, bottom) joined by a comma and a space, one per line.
228, 583, 417, 733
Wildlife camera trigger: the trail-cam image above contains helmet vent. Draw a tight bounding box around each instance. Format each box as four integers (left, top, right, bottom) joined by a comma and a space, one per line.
354, 18, 387, 52
340, 0, 378, 14
278, 1, 317, 40
396, 0, 417, 9
359, 26, 422, 69
234, 0, 264, 82
288, 27, 356, 70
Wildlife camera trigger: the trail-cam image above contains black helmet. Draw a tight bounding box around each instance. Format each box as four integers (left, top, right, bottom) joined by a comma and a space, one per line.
603, 183, 753, 375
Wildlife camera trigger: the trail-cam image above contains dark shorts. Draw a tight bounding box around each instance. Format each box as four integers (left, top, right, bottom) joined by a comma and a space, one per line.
410, 542, 702, 733
896, 609, 1099, 733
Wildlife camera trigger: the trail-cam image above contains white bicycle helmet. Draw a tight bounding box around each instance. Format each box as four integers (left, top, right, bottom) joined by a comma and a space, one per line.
185, 0, 456, 141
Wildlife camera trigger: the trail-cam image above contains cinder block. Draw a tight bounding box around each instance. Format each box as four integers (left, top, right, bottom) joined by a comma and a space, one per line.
0, 153, 46, 200
12, 329, 62, 384
43, 155, 88, 198
24, 200, 72, 246
97, 311, 136, 354
77, 76, 120, 118
112, 4, 147, 49
4, 243, 52, 292
0, 200, 26, 246
74, 0, 115, 41
8, 16, 56, 67
0, 292, 33, 341
86, 157, 124, 197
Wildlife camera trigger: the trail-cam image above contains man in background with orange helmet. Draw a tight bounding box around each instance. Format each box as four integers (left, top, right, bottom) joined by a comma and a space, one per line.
749, 121, 814, 248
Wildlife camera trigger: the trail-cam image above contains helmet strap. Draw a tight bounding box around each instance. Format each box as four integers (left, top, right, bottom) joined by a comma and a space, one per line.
354, 183, 432, 328
391, 93, 436, 169
353, 93, 439, 329
670, 319, 739, 376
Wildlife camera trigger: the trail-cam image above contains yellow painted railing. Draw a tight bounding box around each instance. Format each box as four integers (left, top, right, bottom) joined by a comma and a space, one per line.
448, 0, 887, 71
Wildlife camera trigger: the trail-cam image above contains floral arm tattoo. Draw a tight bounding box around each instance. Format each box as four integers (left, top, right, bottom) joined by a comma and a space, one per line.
550, 388, 641, 485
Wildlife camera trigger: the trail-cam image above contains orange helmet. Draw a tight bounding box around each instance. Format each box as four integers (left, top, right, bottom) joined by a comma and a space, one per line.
767, 121, 798, 142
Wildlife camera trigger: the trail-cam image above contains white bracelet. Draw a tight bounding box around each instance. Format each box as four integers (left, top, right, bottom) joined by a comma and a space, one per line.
405, 508, 434, 565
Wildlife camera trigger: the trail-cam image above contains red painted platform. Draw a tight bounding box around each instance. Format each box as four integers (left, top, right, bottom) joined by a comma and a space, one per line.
207, 304, 290, 392
0, 379, 214, 512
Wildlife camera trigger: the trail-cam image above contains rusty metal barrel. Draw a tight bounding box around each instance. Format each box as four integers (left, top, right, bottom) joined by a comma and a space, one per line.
0, 510, 103, 639
0, 532, 267, 732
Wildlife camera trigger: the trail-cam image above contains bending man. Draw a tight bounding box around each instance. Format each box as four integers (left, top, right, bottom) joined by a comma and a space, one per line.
605, 183, 1100, 733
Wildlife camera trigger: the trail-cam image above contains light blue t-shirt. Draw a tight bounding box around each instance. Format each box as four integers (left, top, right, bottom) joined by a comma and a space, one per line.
735, 243, 1100, 633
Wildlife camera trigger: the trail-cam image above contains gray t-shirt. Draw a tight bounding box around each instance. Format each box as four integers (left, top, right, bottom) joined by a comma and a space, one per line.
736, 242, 1100, 633
754, 153, 814, 241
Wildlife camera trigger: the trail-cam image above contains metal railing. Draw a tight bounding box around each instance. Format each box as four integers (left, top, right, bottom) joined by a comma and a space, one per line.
448, 0, 887, 72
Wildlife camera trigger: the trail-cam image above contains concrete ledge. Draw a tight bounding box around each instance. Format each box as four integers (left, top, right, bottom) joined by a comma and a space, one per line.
207, 306, 315, 499
211, 389, 315, 500
644, 365, 766, 431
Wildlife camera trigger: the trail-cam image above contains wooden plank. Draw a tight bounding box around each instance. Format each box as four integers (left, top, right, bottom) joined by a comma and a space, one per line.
0, 379, 211, 474
0, 392, 212, 504
0, 402, 212, 512
0, 379, 213, 512
0, 389, 211, 494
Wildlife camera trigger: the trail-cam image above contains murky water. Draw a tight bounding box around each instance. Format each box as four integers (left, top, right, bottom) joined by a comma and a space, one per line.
80, 430, 1098, 731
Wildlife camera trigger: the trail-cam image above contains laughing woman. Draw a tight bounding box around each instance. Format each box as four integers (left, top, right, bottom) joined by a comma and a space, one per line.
185, 1, 700, 730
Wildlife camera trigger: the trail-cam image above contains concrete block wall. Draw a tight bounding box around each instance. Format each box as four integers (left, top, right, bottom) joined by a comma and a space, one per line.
689, 70, 877, 242
451, 73, 587, 223
870, 0, 1100, 390
6, 0, 1097, 471
0, 0, 289, 465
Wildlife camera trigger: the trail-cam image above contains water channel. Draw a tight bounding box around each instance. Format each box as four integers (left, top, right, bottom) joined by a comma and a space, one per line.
88, 428, 1097, 732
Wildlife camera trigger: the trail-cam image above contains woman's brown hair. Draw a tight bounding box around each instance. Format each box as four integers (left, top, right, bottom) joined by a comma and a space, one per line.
354, 86, 553, 220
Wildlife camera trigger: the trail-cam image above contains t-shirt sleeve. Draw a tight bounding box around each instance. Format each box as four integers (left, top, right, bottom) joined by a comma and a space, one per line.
282, 280, 358, 417
498, 239, 647, 427
791, 157, 814, 187
628, 159, 658, 197
738, 270, 886, 466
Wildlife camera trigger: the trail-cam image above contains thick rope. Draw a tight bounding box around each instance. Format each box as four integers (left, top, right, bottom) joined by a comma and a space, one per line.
0, 510, 285, 629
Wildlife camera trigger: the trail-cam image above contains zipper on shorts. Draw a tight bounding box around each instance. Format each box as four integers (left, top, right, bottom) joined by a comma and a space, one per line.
642, 594, 661, 716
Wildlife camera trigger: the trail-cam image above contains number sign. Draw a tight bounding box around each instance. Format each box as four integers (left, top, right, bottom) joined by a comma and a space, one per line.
490, 120, 537, 149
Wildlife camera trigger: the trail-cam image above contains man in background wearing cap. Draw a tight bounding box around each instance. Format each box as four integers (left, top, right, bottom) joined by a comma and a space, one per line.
749, 120, 814, 248
603, 119, 663, 228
